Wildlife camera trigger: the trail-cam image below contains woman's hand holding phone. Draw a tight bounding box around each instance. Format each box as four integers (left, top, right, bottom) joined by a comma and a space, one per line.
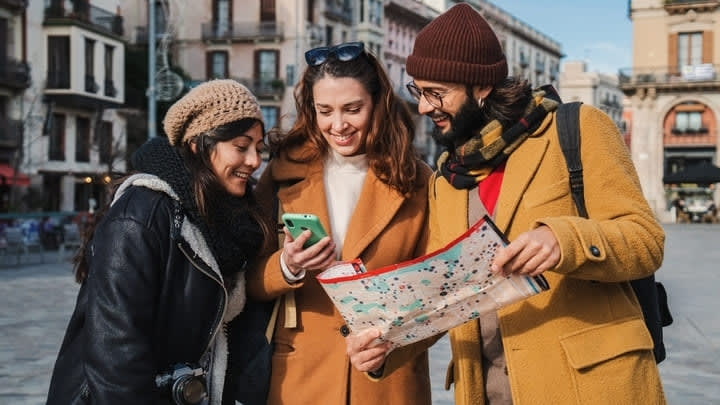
281, 215, 336, 275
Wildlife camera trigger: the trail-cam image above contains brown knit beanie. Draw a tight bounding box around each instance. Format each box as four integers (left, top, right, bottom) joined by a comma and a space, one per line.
406, 3, 507, 86
163, 79, 264, 146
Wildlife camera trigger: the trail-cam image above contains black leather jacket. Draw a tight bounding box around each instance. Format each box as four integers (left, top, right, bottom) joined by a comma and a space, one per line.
47, 180, 238, 405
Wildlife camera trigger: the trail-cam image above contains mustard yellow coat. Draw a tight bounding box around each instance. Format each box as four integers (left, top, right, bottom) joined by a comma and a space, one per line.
427, 105, 666, 405
247, 149, 433, 405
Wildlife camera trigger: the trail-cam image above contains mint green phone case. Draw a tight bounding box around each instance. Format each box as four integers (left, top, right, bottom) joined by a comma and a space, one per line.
281, 213, 328, 248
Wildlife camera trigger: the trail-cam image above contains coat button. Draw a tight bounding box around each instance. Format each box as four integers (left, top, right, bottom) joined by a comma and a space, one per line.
339, 324, 350, 337
589, 245, 601, 257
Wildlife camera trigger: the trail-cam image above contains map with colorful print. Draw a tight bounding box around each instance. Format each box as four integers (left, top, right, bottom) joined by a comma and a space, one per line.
316, 216, 550, 349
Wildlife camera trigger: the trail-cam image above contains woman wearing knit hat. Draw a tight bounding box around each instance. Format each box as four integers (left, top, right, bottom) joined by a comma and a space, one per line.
347, 3, 666, 405
46, 79, 273, 405
245, 42, 433, 405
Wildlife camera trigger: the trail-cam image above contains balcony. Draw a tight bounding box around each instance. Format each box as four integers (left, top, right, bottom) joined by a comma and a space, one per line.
663, 0, 720, 14
234, 77, 284, 100
44, 1, 124, 38
0, 118, 23, 149
0, 0, 28, 13
0, 58, 31, 91
104, 79, 117, 97
84, 75, 99, 94
324, 1, 353, 25
619, 64, 720, 93
201, 21, 283, 42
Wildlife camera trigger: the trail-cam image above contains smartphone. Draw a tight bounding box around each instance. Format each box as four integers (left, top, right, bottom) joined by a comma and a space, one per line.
281, 213, 329, 248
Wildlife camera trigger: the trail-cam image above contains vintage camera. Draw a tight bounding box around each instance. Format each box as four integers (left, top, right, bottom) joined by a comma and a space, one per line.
155, 363, 208, 405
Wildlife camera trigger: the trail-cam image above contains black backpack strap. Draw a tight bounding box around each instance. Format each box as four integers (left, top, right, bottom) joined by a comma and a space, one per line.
556, 102, 587, 218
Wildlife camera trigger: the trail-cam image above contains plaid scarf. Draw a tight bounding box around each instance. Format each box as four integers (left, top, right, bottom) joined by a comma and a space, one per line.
438, 86, 560, 189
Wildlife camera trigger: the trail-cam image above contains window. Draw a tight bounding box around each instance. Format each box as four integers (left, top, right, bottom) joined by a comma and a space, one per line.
206, 51, 228, 79
256, 49, 278, 84
76, 117, 90, 163
675, 111, 703, 133
47, 36, 70, 88
325, 25, 333, 46
678, 32, 703, 67
260, 0, 276, 22
104, 45, 116, 97
49, 113, 66, 161
85, 38, 97, 93
260, 106, 279, 131
213, 0, 231, 36
98, 121, 113, 164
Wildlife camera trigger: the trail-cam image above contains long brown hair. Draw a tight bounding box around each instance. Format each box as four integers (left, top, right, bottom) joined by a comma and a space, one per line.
271, 48, 421, 196
73, 118, 272, 283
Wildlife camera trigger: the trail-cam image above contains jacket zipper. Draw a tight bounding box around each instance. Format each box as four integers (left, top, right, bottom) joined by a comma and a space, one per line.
178, 242, 229, 355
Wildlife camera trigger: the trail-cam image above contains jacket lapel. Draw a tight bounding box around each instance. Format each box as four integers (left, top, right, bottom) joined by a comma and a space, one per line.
495, 135, 549, 233
276, 162, 333, 237
342, 170, 404, 260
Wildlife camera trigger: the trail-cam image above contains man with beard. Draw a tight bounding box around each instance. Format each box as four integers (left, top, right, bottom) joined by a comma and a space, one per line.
345, 3, 666, 404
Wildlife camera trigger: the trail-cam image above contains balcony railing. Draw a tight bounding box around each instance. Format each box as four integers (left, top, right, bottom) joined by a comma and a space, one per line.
664, 0, 720, 13
44, 1, 124, 37
202, 21, 283, 41
85, 75, 99, 93
234, 77, 285, 99
0, 0, 28, 12
104, 79, 117, 97
47, 69, 70, 89
325, 1, 353, 24
0, 58, 31, 90
0, 119, 23, 149
619, 64, 720, 87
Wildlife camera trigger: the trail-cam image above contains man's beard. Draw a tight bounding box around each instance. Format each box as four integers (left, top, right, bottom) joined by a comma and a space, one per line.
431, 98, 486, 150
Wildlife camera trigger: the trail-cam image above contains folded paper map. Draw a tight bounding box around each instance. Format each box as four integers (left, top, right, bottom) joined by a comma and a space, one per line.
316, 216, 549, 349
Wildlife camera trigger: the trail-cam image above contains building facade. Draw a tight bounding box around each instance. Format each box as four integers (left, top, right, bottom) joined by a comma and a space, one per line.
623, 0, 720, 221
12, 0, 127, 213
121, 0, 562, 168
0, 0, 31, 211
559, 60, 625, 130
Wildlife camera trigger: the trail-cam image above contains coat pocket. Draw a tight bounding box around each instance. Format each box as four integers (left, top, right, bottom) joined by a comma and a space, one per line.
559, 317, 662, 404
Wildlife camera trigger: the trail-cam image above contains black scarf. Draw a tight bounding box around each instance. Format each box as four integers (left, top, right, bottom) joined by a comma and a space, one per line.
438, 85, 561, 189
131, 137, 263, 280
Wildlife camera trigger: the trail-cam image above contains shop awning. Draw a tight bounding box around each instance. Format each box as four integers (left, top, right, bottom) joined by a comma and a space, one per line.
0, 164, 30, 187
663, 161, 720, 184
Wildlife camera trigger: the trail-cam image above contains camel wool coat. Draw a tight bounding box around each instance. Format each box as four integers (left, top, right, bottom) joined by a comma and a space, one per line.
247, 148, 433, 405
425, 105, 666, 405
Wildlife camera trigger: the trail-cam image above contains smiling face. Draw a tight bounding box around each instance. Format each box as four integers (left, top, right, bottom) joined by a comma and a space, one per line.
312, 76, 374, 156
206, 122, 265, 197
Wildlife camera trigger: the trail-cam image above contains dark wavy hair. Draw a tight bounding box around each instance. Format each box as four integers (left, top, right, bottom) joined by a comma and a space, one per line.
476, 77, 533, 128
73, 118, 272, 283
270, 49, 422, 196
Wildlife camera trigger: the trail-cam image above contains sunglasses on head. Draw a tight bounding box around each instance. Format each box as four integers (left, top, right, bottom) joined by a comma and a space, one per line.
305, 42, 365, 67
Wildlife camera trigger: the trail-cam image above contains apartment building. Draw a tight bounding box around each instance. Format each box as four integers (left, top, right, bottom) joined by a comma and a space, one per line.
384, 0, 439, 165
622, 0, 720, 220
13, 0, 127, 212
0, 0, 31, 211
559, 60, 625, 130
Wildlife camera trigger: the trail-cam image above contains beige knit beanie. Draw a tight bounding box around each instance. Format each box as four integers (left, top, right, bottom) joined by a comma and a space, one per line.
163, 79, 264, 146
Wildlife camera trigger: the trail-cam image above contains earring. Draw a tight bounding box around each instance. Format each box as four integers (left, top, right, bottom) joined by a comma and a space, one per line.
477, 98, 484, 108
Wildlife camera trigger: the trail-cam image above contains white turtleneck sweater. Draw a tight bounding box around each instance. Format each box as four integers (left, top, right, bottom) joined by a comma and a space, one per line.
323, 149, 369, 256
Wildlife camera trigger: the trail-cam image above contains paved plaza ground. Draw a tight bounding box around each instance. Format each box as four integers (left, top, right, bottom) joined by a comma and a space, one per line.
0, 224, 718, 404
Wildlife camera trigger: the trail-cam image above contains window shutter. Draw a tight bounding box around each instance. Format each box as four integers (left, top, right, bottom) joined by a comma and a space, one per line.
668, 33, 678, 74
702, 31, 713, 64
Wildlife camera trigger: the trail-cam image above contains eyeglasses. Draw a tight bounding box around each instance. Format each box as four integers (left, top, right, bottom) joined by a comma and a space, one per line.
406, 82, 455, 109
305, 42, 365, 67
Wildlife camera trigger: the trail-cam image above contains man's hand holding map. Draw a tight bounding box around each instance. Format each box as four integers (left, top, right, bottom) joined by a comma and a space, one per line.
316, 216, 550, 349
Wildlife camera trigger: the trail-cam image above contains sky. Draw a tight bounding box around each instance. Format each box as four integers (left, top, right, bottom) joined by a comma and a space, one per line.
492, 0, 633, 75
